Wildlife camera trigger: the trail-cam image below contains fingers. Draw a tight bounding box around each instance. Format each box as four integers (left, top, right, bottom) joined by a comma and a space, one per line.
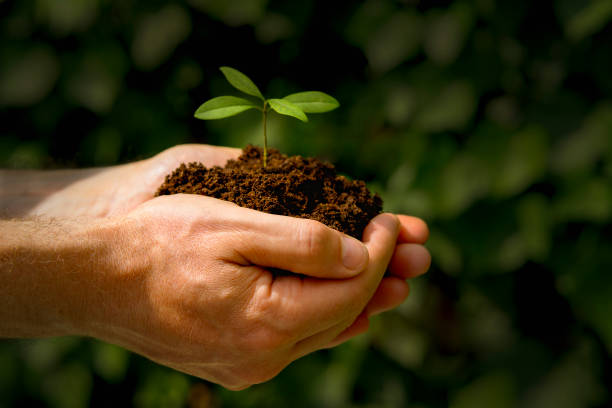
297, 312, 370, 353
162, 144, 242, 168
185, 144, 242, 166
388, 215, 430, 279
363, 277, 410, 316
295, 277, 411, 351
235, 211, 429, 279
321, 277, 410, 349
324, 313, 370, 349
397, 215, 429, 244
143, 196, 368, 280
283, 214, 400, 347
234, 213, 369, 279
388, 243, 431, 279
142, 145, 242, 200
242, 213, 423, 361
353, 213, 402, 292
295, 215, 428, 350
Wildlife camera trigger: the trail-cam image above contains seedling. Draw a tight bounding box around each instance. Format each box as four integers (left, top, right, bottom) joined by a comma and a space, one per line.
194, 66, 340, 167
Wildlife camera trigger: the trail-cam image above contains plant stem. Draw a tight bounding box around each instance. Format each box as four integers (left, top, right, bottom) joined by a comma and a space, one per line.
263, 102, 268, 168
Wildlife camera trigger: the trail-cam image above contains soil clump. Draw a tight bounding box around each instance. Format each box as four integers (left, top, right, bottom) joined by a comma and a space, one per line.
156, 145, 382, 239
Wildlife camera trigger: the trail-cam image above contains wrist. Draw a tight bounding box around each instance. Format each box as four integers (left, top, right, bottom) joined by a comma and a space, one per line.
74, 213, 153, 344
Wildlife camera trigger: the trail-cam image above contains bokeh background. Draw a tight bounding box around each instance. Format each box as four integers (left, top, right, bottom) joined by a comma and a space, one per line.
1, 0, 612, 407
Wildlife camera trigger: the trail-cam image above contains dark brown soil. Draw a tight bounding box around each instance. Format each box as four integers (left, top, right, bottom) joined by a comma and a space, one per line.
155, 145, 382, 239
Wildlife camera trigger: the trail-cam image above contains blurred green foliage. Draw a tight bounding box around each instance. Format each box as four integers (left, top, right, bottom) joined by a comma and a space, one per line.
1, 0, 612, 407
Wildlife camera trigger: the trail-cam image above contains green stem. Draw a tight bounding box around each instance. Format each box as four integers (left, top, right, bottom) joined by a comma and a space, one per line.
263, 102, 268, 168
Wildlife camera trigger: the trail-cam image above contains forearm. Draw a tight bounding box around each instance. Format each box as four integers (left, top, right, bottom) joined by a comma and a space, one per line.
0, 217, 118, 338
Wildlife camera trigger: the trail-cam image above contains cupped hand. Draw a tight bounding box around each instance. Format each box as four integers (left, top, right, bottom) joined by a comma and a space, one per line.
132, 145, 431, 326
327, 215, 431, 347
126, 144, 241, 211
28, 143, 431, 389
84, 194, 426, 389
30, 144, 241, 218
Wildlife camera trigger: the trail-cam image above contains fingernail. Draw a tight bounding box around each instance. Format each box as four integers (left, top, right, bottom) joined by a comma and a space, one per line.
342, 236, 368, 272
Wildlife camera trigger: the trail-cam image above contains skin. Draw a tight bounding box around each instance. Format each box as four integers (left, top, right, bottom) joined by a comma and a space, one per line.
0, 144, 430, 390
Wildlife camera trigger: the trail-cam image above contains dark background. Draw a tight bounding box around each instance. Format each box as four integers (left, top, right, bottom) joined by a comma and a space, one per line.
1, 0, 612, 407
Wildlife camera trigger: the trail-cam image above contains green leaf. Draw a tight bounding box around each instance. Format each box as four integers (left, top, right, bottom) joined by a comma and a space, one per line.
283, 91, 340, 113
194, 96, 259, 120
267, 98, 308, 122
219, 66, 264, 100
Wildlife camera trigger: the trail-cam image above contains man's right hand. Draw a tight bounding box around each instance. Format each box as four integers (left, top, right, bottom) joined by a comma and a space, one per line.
77, 194, 417, 389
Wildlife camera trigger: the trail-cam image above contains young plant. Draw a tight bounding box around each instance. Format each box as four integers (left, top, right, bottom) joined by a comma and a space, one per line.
194, 66, 340, 167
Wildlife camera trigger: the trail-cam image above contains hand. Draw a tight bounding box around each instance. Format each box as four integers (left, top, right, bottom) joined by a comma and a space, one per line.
27, 144, 241, 218
79, 194, 426, 389
328, 214, 430, 347
24, 142, 430, 331
2, 143, 430, 389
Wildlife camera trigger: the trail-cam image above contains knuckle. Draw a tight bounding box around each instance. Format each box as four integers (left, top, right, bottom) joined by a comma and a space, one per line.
299, 220, 335, 259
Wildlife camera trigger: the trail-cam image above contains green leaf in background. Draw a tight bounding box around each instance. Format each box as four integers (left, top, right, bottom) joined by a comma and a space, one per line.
194, 96, 259, 120
435, 152, 490, 218
550, 104, 612, 175
521, 340, 607, 408
557, 0, 612, 41
267, 98, 308, 122
573, 275, 612, 355
42, 363, 93, 408
414, 80, 476, 132
282, 91, 340, 113
364, 11, 423, 73
131, 5, 192, 71
517, 194, 551, 261
219, 66, 264, 100
553, 178, 612, 223
23, 337, 82, 373
423, 2, 474, 65
451, 372, 516, 408
134, 367, 190, 408
492, 126, 549, 198
426, 229, 463, 275
93, 341, 129, 384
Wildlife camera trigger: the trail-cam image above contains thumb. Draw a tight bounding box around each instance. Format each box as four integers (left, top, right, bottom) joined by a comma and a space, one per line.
234, 212, 369, 279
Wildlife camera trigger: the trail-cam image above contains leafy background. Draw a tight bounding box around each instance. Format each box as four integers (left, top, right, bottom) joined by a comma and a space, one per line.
1, 0, 612, 407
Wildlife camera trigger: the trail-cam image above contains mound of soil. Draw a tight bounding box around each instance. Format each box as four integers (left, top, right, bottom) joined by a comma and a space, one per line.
155, 145, 382, 239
